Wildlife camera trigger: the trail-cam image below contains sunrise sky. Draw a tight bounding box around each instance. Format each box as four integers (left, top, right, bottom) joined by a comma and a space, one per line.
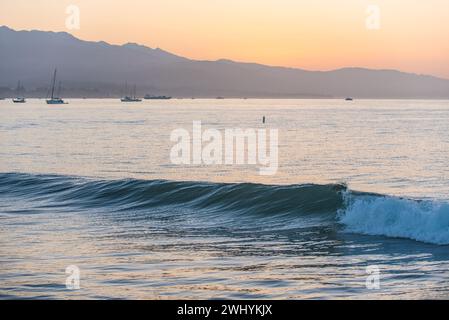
1, 0, 449, 78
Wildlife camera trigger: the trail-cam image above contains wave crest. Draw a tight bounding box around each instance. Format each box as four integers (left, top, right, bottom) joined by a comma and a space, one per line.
0, 173, 345, 216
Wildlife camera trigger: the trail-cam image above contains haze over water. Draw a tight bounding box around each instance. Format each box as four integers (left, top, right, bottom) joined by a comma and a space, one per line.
1, 99, 449, 299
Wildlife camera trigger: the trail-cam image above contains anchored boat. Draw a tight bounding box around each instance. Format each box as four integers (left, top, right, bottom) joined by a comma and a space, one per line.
144, 94, 171, 100
121, 84, 141, 102
46, 69, 67, 104
12, 81, 26, 103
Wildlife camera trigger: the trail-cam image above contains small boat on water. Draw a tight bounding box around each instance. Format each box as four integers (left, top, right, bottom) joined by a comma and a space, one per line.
47, 97, 66, 104
12, 81, 26, 103
12, 97, 26, 103
121, 96, 142, 102
144, 94, 171, 100
121, 84, 141, 102
345, 97, 354, 101
46, 69, 67, 104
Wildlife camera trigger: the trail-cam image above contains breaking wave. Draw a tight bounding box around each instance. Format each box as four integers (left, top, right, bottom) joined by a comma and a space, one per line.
0, 172, 448, 245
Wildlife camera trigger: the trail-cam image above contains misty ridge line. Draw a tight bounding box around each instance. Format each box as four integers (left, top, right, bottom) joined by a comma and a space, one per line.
1, 25, 449, 99
2, 25, 447, 80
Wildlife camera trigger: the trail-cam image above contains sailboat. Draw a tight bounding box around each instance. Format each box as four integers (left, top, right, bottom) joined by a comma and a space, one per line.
121, 84, 141, 102
46, 69, 67, 104
12, 81, 26, 103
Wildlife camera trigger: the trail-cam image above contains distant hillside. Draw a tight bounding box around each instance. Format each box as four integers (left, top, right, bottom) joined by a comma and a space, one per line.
1, 25, 449, 98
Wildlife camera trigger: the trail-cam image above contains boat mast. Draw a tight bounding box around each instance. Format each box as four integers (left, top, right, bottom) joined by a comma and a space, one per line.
50, 69, 57, 99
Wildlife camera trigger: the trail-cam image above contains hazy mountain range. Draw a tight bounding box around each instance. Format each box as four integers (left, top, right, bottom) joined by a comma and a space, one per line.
1, 25, 449, 98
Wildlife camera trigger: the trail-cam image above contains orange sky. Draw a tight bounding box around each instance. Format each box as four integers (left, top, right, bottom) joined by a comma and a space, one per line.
1, 0, 449, 78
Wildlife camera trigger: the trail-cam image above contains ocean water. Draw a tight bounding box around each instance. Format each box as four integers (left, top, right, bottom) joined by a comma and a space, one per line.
0, 98, 448, 299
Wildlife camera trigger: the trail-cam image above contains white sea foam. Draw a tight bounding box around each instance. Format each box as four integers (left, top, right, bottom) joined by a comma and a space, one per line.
338, 194, 449, 245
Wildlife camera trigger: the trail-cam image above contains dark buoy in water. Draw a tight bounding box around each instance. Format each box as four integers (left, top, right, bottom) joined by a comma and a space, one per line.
262, 116, 266, 124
